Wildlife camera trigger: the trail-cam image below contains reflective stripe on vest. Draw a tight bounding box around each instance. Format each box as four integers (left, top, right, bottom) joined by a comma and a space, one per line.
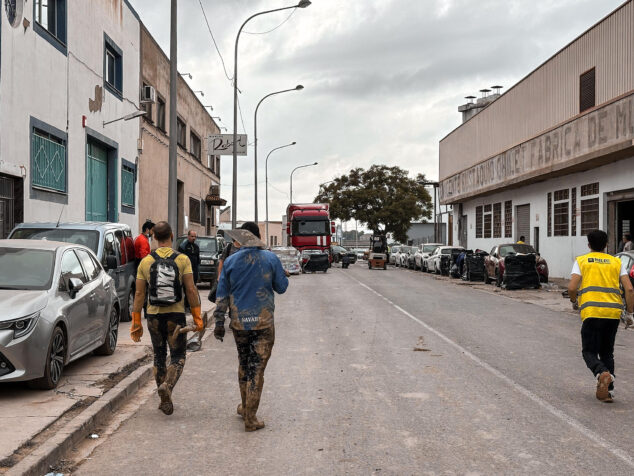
576, 252, 623, 320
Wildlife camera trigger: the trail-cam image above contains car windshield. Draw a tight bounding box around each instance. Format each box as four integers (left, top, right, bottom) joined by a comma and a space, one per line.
11, 228, 100, 254
292, 219, 329, 236
499, 244, 536, 257
0, 248, 55, 290
196, 238, 218, 253
423, 245, 438, 253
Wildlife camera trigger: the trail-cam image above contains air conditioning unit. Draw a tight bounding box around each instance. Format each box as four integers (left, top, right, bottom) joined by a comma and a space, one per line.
140, 85, 156, 103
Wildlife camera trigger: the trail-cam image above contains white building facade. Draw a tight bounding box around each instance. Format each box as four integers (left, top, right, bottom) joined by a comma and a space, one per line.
439, 1, 634, 278
0, 0, 141, 237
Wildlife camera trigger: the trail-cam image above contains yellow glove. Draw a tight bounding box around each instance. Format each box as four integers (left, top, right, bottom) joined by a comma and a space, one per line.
130, 312, 143, 342
192, 306, 204, 333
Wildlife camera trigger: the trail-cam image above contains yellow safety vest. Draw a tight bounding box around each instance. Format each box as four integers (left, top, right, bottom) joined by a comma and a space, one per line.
576, 252, 623, 320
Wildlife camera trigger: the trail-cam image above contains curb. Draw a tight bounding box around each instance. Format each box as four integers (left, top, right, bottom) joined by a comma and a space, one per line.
7, 365, 153, 476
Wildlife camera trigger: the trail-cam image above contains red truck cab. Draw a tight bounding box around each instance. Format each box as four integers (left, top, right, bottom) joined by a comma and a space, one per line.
286, 203, 335, 254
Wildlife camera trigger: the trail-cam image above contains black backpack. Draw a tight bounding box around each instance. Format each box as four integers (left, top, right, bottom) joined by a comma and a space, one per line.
148, 251, 182, 307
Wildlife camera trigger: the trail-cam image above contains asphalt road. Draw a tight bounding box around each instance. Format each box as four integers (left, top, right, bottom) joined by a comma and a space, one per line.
73, 264, 634, 475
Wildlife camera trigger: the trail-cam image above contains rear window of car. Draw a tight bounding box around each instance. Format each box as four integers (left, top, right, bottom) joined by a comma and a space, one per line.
10, 228, 100, 254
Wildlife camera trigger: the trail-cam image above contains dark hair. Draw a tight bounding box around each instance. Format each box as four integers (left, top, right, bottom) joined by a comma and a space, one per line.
625, 233, 632, 241
153, 221, 172, 242
142, 220, 155, 233
519, 236, 525, 241
587, 229, 608, 252
240, 221, 261, 238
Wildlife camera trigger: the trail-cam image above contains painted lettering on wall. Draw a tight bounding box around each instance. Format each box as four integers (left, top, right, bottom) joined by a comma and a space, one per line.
440, 94, 634, 203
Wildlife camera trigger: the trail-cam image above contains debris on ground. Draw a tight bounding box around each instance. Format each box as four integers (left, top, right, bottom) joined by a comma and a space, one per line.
413, 336, 430, 352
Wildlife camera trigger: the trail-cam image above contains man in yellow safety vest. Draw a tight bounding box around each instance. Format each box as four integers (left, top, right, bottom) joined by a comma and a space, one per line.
568, 230, 634, 403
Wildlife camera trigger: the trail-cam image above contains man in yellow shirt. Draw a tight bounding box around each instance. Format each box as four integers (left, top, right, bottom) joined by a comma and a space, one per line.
130, 221, 203, 415
568, 230, 634, 403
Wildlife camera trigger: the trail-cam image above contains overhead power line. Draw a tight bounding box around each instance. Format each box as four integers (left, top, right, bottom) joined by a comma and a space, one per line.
198, 0, 233, 81
243, 8, 297, 35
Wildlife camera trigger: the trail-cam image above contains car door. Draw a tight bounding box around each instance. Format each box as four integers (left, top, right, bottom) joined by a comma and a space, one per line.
102, 232, 123, 303
58, 250, 92, 356
76, 248, 107, 346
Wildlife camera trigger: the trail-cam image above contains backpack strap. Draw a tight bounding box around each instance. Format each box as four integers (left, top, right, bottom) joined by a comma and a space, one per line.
150, 250, 179, 261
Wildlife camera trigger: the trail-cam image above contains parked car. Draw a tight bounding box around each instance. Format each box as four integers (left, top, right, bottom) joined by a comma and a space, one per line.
484, 243, 549, 286
0, 240, 120, 389
616, 251, 634, 287
10, 222, 137, 322
175, 235, 225, 284
301, 249, 329, 273
426, 246, 464, 274
406, 247, 419, 269
394, 246, 411, 267
354, 248, 367, 260
271, 246, 301, 275
331, 245, 357, 264
389, 246, 401, 265
415, 243, 442, 271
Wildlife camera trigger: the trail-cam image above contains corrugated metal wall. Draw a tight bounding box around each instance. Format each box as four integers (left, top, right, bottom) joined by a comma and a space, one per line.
440, 1, 634, 180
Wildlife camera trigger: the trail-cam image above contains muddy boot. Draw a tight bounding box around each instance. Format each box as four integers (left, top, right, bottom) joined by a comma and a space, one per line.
157, 383, 174, 415
596, 371, 613, 402
244, 380, 265, 431
237, 382, 247, 419
153, 366, 166, 388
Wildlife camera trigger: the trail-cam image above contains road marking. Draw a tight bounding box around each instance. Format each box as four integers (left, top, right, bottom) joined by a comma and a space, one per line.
347, 273, 634, 469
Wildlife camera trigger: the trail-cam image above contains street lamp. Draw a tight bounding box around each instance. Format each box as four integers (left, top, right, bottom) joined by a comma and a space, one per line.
290, 162, 318, 204
254, 85, 304, 223
265, 142, 296, 246
102, 110, 146, 127
232, 1, 312, 228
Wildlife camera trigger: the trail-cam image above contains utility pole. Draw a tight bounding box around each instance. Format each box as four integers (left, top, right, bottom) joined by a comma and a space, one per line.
168, 0, 178, 233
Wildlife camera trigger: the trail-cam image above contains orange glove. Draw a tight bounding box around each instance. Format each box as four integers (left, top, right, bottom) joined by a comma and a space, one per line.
191, 306, 204, 332
130, 312, 143, 342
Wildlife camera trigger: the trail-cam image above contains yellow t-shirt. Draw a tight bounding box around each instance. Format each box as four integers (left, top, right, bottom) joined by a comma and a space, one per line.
137, 247, 192, 315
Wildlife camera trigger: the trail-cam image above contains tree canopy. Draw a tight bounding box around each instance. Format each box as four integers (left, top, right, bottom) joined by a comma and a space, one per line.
314, 165, 433, 243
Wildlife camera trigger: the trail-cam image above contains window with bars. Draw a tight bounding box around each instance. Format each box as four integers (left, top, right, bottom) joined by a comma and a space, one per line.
581, 198, 599, 235
121, 162, 135, 210
483, 205, 492, 238
31, 128, 66, 193
580, 68, 595, 113
189, 197, 201, 224
475, 206, 483, 238
547, 193, 552, 237
581, 182, 599, 197
504, 201, 513, 238
493, 202, 502, 238
554, 202, 569, 236
571, 187, 577, 236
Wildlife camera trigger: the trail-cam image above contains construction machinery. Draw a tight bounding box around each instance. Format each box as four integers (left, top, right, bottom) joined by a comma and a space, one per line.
368, 234, 388, 270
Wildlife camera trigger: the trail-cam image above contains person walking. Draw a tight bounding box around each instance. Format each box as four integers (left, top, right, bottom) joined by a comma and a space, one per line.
179, 230, 201, 284
213, 222, 289, 432
623, 233, 632, 252
130, 221, 203, 415
568, 229, 634, 403
134, 220, 155, 267
517, 236, 526, 244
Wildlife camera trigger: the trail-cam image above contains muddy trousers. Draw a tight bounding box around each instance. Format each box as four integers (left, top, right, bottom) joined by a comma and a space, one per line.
147, 313, 187, 391
581, 318, 619, 389
232, 327, 275, 425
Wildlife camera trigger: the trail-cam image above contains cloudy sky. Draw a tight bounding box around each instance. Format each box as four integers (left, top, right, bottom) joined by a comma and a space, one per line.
129, 0, 624, 225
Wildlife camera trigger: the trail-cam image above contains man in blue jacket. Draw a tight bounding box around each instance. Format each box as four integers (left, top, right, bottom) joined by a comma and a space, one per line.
213, 222, 289, 431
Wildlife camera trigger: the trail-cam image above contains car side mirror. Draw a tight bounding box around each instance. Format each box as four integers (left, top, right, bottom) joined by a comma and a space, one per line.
105, 255, 118, 270
68, 277, 84, 299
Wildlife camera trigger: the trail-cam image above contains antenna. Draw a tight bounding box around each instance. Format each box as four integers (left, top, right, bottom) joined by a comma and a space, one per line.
56, 205, 65, 228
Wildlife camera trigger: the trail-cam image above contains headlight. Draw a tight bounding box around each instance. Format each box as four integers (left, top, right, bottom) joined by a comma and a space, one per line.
0, 312, 40, 339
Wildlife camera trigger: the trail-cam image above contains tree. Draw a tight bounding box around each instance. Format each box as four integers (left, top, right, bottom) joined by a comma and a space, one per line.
314, 165, 432, 243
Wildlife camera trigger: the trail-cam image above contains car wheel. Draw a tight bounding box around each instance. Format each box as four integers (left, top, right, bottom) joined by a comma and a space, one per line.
484, 273, 491, 284
496, 270, 502, 287
95, 306, 120, 356
30, 326, 66, 390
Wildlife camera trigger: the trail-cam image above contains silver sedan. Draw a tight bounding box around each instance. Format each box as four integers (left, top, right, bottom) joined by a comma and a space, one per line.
0, 240, 120, 389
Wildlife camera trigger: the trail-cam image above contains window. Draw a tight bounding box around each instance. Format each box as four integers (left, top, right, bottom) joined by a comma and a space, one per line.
34, 0, 67, 53
580, 182, 600, 235
483, 204, 492, 238
493, 202, 502, 238
553, 188, 570, 236
177, 118, 187, 148
475, 206, 483, 238
141, 83, 153, 122
121, 160, 136, 211
75, 249, 99, 281
189, 197, 201, 223
190, 132, 201, 161
31, 127, 67, 193
580, 68, 595, 113
157, 97, 166, 132
547, 193, 552, 237
104, 34, 123, 98
215, 156, 221, 177
102, 232, 121, 268
571, 187, 577, 236
504, 201, 513, 238
60, 250, 87, 290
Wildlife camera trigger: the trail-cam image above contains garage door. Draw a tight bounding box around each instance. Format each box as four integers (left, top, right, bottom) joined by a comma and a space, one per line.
515, 204, 530, 245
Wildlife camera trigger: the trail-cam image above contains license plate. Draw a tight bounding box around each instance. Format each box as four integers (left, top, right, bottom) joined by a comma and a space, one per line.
201, 259, 214, 265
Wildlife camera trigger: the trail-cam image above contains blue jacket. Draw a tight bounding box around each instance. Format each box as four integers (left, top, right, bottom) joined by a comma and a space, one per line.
215, 247, 288, 330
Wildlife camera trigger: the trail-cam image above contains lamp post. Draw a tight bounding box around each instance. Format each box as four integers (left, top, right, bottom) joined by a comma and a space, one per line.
265, 142, 296, 246
102, 110, 146, 127
231, 0, 312, 229
290, 162, 318, 205
254, 85, 304, 223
